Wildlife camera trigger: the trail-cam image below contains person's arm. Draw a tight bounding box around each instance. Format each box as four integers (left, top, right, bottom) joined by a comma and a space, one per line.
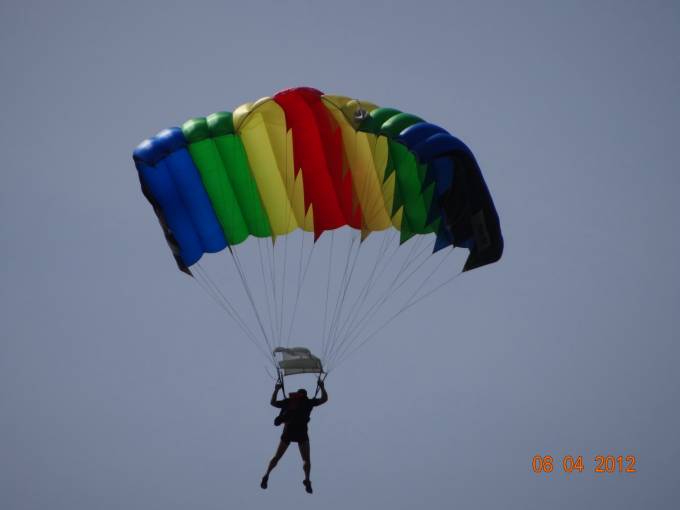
270, 383, 284, 408
313, 380, 328, 406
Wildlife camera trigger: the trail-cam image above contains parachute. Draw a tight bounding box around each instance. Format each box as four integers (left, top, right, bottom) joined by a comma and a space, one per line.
133, 87, 502, 375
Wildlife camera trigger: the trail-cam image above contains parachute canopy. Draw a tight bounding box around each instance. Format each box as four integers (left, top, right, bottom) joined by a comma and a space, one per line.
132, 87, 503, 372
133, 87, 502, 275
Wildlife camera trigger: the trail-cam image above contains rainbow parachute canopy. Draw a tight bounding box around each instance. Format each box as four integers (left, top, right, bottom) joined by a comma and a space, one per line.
133, 87, 503, 274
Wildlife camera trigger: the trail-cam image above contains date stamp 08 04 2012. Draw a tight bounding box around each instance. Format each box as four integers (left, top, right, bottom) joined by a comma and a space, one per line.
532, 454, 637, 475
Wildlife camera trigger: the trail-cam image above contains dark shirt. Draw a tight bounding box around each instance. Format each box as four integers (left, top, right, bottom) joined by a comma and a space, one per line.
272, 397, 324, 428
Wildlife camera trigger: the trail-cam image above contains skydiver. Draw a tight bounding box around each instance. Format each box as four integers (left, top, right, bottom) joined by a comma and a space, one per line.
260, 379, 328, 494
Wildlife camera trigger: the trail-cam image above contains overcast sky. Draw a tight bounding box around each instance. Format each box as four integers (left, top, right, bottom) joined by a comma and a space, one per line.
1, 1, 679, 509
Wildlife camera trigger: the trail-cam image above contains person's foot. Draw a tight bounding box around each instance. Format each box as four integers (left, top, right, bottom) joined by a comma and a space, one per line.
303, 479, 313, 494
260, 476, 268, 489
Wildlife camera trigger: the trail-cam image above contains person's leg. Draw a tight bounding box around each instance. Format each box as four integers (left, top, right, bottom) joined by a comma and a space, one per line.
261, 440, 289, 489
298, 441, 312, 493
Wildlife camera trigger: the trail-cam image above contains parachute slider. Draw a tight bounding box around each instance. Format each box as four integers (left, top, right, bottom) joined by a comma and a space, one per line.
273, 347, 323, 376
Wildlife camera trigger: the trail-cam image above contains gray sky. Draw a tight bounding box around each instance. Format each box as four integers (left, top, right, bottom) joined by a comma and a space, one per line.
1, 1, 679, 509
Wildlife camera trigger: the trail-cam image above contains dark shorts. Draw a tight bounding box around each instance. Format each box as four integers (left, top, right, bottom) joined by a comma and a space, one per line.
281, 425, 309, 444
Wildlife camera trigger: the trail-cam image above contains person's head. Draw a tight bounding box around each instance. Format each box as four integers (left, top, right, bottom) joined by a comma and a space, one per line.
290, 388, 307, 400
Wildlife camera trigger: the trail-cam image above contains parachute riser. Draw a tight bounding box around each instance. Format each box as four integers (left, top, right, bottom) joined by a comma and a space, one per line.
312, 371, 327, 400
276, 367, 287, 397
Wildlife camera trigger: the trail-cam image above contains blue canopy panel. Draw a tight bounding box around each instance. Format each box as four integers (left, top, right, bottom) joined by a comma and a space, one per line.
398, 124, 503, 270
133, 129, 227, 274
397, 122, 447, 148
